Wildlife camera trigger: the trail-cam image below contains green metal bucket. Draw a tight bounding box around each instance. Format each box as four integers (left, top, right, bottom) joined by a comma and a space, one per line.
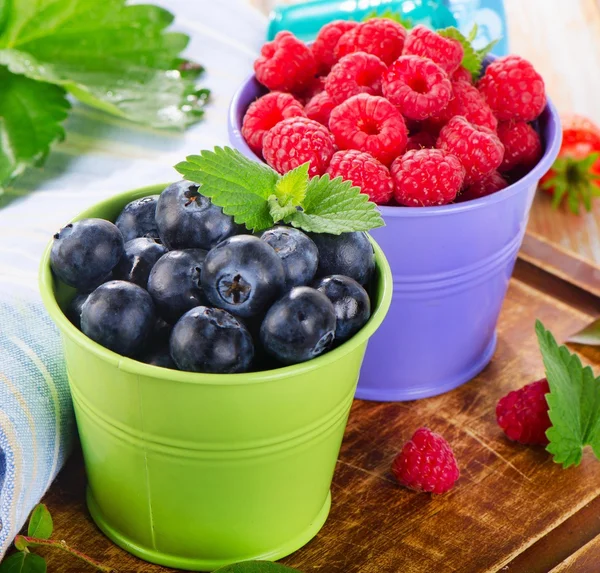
39, 185, 393, 571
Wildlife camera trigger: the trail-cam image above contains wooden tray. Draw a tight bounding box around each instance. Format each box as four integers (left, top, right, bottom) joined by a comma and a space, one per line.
32, 259, 600, 573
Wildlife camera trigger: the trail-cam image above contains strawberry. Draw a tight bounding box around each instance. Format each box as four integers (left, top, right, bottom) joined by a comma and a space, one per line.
540, 114, 600, 214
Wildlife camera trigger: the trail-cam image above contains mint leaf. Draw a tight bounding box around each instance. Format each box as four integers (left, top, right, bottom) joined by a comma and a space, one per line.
27, 504, 53, 539
439, 26, 482, 80
175, 147, 278, 231
0, 1, 208, 128
363, 9, 413, 28
214, 562, 300, 572
0, 66, 69, 191
285, 174, 384, 235
269, 163, 309, 222
0, 552, 46, 573
568, 319, 600, 345
536, 320, 600, 467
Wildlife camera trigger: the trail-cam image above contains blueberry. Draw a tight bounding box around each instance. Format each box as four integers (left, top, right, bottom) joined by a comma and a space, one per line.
201, 235, 285, 319
81, 280, 155, 356
50, 218, 124, 290
152, 317, 173, 343
170, 306, 254, 373
260, 226, 319, 289
156, 180, 242, 250
147, 249, 207, 323
113, 238, 167, 287
260, 286, 336, 365
115, 195, 160, 242
309, 232, 375, 286
138, 344, 177, 369
314, 275, 371, 341
65, 293, 90, 328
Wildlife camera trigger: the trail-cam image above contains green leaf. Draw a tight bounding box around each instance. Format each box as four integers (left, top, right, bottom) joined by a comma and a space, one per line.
568, 319, 600, 346
27, 504, 53, 539
214, 561, 301, 572
439, 26, 482, 80
285, 174, 385, 235
0, 552, 46, 573
0, 0, 208, 128
175, 147, 278, 232
536, 320, 600, 467
269, 163, 309, 222
0, 66, 69, 192
363, 9, 412, 28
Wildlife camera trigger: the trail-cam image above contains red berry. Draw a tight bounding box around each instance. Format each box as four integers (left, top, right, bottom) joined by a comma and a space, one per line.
254, 31, 317, 92
405, 130, 437, 152
262, 117, 335, 177
334, 18, 406, 66
305, 90, 336, 127
497, 121, 542, 172
403, 25, 464, 74
391, 148, 464, 206
329, 94, 407, 166
382, 55, 452, 120
427, 80, 498, 132
294, 76, 326, 105
478, 55, 546, 122
437, 116, 505, 184
452, 65, 473, 84
327, 149, 394, 204
325, 51, 387, 105
312, 20, 359, 75
496, 379, 551, 445
458, 171, 508, 202
392, 427, 460, 494
242, 92, 306, 155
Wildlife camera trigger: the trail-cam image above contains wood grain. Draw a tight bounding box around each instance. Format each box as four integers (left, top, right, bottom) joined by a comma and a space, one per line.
550, 534, 600, 572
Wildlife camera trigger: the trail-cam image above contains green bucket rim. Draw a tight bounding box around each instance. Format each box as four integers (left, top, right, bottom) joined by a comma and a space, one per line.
39, 183, 393, 387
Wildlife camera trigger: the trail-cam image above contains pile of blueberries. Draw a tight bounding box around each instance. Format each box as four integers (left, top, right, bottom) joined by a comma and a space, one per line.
50, 181, 376, 374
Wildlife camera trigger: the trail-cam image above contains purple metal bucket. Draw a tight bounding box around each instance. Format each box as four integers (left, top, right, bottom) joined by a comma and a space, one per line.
228, 72, 562, 401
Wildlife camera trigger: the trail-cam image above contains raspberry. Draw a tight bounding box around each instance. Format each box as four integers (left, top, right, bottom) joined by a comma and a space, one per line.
305, 90, 336, 126
254, 31, 317, 92
452, 65, 473, 84
405, 130, 436, 151
326, 149, 394, 204
312, 20, 359, 75
391, 148, 464, 206
262, 117, 335, 177
325, 51, 386, 105
392, 428, 460, 494
294, 76, 325, 105
402, 25, 464, 74
497, 121, 542, 172
437, 116, 505, 184
458, 171, 507, 202
478, 55, 546, 122
496, 379, 551, 445
334, 18, 406, 66
382, 55, 452, 120
427, 80, 498, 132
242, 92, 306, 155
329, 94, 407, 165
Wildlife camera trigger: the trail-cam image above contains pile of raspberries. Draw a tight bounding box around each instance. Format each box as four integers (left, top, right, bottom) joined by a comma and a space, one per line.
243, 19, 547, 207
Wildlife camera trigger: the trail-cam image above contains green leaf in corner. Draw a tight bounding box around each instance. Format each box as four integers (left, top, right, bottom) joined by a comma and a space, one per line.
285, 174, 384, 235
269, 162, 310, 222
175, 147, 278, 232
0, 552, 47, 573
214, 561, 301, 572
0, 66, 70, 192
438, 26, 482, 81
568, 319, 600, 346
27, 504, 53, 540
536, 320, 600, 468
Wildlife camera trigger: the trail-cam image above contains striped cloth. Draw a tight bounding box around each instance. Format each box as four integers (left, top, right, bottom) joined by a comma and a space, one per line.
0, 0, 266, 557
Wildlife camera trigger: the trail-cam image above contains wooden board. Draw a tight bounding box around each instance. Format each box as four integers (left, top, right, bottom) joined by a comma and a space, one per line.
28, 261, 600, 573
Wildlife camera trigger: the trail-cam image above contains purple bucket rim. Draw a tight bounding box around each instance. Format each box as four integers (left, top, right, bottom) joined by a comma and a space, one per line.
228, 71, 562, 218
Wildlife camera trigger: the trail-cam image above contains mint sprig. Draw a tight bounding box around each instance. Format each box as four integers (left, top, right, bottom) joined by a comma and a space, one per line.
536, 320, 600, 468
175, 147, 385, 234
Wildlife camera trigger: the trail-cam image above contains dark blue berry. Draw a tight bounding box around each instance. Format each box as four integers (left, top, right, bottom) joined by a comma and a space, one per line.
65, 293, 89, 328
260, 286, 336, 365
147, 249, 207, 323
201, 235, 285, 319
115, 195, 160, 242
156, 180, 242, 250
309, 232, 375, 286
170, 306, 254, 373
138, 344, 177, 369
314, 275, 371, 341
51, 218, 124, 290
260, 226, 319, 289
113, 238, 167, 287
152, 317, 173, 343
81, 280, 155, 356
